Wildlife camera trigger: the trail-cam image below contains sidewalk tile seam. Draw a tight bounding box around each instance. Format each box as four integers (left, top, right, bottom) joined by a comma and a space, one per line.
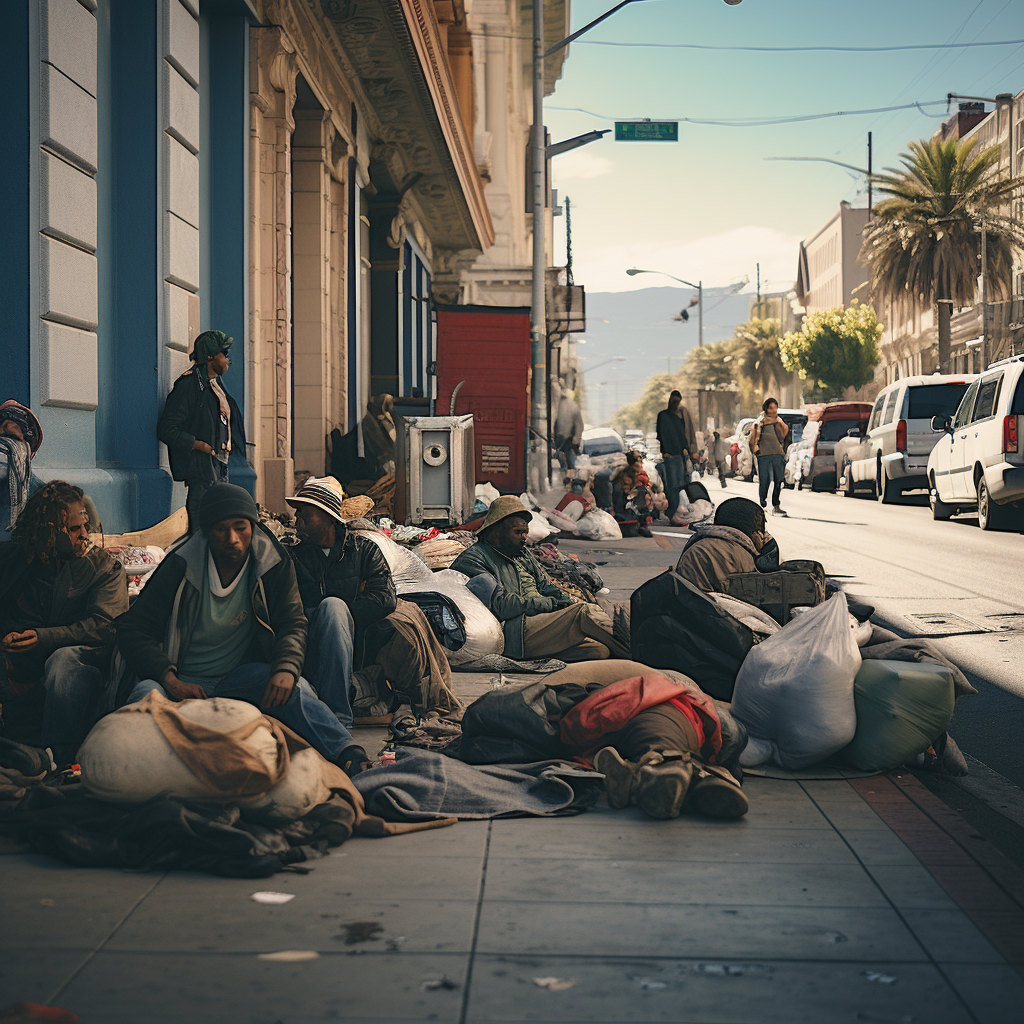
457, 819, 492, 1024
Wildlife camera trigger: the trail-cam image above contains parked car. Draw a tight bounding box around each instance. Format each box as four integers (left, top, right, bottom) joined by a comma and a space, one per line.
581, 427, 627, 474
926, 356, 1024, 530
799, 402, 874, 491
839, 374, 976, 502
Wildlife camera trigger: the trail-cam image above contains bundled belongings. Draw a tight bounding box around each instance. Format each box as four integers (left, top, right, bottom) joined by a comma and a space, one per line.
631, 570, 762, 701
730, 593, 861, 770
725, 559, 826, 625
532, 544, 605, 603
671, 481, 715, 528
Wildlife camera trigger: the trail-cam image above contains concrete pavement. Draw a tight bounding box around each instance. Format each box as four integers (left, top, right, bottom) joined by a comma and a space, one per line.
3, 508, 1024, 1022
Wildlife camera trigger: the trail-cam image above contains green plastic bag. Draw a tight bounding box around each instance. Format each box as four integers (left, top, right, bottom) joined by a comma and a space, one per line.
832, 659, 955, 772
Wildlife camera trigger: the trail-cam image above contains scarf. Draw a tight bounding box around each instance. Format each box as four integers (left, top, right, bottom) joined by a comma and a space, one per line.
0, 436, 31, 532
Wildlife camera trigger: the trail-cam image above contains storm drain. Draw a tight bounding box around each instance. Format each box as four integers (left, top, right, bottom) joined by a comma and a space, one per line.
905, 612, 992, 636
983, 613, 1024, 631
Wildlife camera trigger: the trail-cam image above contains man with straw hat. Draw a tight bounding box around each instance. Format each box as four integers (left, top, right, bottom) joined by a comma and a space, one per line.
451, 496, 628, 663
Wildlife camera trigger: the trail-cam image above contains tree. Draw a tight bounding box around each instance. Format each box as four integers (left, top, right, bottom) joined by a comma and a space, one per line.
680, 339, 743, 390
859, 135, 1024, 371
733, 317, 787, 398
780, 300, 882, 400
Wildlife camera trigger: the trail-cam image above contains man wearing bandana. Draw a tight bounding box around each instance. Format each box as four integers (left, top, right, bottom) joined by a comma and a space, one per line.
0, 400, 43, 533
158, 331, 247, 534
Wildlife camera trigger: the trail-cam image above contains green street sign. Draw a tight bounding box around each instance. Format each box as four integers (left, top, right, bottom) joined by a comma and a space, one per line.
614, 121, 679, 142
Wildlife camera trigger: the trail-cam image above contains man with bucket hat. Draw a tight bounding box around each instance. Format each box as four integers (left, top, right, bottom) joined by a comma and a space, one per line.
451, 496, 628, 663
157, 330, 247, 534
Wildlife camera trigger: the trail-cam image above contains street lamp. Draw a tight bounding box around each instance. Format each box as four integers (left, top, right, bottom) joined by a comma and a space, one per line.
626, 268, 704, 346
529, 0, 744, 487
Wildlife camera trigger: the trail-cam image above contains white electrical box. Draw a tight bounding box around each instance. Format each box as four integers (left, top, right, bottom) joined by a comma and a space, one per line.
396, 414, 475, 525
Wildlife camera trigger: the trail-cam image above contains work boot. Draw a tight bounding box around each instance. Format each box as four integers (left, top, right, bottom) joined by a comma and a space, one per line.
633, 751, 693, 820
593, 747, 639, 809
772, 506, 788, 517
685, 762, 749, 819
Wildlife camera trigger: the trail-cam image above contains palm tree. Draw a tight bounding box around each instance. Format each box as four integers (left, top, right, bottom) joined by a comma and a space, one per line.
859, 135, 1023, 371
735, 317, 787, 397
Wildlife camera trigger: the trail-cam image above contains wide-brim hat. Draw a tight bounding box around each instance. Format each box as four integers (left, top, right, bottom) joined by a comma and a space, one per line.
287, 476, 367, 524
477, 495, 532, 534
0, 400, 43, 455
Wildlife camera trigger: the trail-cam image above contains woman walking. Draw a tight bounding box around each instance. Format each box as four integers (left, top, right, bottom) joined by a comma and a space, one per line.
749, 397, 789, 517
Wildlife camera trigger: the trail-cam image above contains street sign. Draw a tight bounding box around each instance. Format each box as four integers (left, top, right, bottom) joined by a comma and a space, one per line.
614, 121, 678, 142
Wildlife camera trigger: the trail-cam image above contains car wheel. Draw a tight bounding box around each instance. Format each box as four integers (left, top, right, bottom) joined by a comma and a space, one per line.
876, 465, 897, 504
930, 475, 954, 521
977, 478, 1005, 531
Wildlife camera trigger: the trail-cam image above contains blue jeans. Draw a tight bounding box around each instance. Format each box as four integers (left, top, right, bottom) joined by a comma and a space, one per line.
758, 454, 786, 508
304, 597, 356, 727
662, 455, 685, 515
126, 662, 355, 762
42, 646, 103, 749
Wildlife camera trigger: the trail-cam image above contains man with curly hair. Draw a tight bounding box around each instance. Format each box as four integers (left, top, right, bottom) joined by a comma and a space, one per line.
0, 482, 127, 765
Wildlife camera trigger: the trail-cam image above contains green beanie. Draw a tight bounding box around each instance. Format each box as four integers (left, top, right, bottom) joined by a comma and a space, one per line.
192, 330, 233, 364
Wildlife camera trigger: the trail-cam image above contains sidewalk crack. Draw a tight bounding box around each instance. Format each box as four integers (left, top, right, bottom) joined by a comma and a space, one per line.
458, 821, 492, 1024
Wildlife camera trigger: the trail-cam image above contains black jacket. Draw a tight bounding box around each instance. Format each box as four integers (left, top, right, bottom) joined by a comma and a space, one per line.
288, 528, 396, 627
157, 366, 247, 483
656, 408, 689, 457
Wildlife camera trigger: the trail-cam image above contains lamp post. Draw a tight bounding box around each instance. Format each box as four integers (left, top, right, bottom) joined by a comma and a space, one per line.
529, 0, 744, 488
626, 268, 704, 346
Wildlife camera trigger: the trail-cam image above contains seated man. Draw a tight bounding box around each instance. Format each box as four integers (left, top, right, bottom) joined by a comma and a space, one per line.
674, 497, 771, 593
286, 476, 396, 722
0, 482, 127, 765
451, 496, 628, 663
115, 483, 367, 775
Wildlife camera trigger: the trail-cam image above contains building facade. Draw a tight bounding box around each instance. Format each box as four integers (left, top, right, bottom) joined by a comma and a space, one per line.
2, 0, 504, 531
794, 201, 870, 315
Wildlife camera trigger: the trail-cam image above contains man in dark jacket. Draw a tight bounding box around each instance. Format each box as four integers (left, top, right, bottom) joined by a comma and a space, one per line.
286, 477, 395, 724
451, 496, 628, 663
157, 330, 247, 534
0, 481, 127, 764
115, 483, 366, 774
656, 390, 691, 519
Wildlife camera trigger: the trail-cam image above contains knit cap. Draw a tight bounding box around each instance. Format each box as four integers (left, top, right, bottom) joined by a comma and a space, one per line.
198, 483, 258, 532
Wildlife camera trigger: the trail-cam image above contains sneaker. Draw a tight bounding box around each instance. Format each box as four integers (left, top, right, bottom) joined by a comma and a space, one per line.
633, 753, 693, 820
760, 500, 767, 510
593, 747, 639, 809
638, 524, 653, 538
337, 744, 369, 778
685, 763, 749, 819
772, 506, 788, 517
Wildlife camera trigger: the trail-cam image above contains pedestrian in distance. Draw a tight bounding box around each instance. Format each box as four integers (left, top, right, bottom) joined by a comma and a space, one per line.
157, 330, 248, 535
710, 430, 729, 488
656, 390, 690, 521
750, 397, 789, 516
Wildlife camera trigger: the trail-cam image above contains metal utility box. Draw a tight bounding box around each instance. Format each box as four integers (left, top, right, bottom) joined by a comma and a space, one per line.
396, 414, 475, 525
435, 305, 531, 494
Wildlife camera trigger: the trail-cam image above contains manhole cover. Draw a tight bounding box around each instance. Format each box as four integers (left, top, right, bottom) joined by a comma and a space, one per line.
906, 612, 991, 635
984, 614, 1024, 631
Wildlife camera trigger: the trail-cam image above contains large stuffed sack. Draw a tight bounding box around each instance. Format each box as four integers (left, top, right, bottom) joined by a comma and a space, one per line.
630, 570, 755, 701
730, 593, 861, 769
575, 508, 621, 540
398, 568, 504, 666
353, 530, 433, 588
79, 692, 332, 823
831, 659, 955, 772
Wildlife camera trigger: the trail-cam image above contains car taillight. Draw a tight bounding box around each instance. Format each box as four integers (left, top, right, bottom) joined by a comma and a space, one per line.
1004, 415, 1018, 453
896, 419, 907, 453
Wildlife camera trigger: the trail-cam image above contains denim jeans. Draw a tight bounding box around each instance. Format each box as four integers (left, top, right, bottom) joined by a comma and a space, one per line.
662, 455, 685, 514
41, 646, 103, 749
304, 597, 356, 727
126, 662, 355, 762
757, 454, 786, 508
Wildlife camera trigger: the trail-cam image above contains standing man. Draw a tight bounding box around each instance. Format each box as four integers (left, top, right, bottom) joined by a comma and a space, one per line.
749, 397, 790, 517
0, 400, 43, 532
710, 430, 729, 489
656, 390, 690, 520
0, 482, 127, 765
553, 384, 584, 472
113, 483, 368, 776
451, 496, 629, 663
157, 330, 247, 534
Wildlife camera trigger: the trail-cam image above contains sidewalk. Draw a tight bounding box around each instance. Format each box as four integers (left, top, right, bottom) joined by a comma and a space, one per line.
3, 531, 1024, 1023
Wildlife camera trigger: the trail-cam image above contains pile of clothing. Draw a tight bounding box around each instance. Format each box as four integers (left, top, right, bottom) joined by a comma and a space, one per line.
531, 543, 605, 602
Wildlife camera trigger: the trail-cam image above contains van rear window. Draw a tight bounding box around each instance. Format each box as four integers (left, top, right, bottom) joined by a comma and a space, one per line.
819, 419, 861, 442
1012, 374, 1024, 415
907, 383, 971, 420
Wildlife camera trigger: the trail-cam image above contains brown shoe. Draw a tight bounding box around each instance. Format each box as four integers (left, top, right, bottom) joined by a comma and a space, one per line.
593, 747, 639, 809
633, 753, 693, 820
685, 763, 749, 819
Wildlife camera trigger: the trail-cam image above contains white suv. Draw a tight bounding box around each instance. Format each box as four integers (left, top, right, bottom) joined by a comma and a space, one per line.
927, 356, 1024, 530
841, 374, 976, 502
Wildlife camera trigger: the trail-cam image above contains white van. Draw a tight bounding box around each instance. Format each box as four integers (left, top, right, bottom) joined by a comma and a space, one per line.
927, 356, 1024, 530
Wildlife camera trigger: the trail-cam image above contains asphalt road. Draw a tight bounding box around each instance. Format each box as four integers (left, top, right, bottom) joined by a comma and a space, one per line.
717, 476, 1024, 794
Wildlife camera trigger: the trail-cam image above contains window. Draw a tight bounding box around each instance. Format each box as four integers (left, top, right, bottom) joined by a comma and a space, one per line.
819, 419, 863, 442
907, 383, 972, 420
953, 380, 980, 429
1011, 370, 1024, 415
882, 389, 900, 425
971, 376, 1002, 422
868, 392, 887, 430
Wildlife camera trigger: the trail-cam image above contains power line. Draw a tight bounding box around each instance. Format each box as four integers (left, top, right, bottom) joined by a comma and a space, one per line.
546, 100, 950, 128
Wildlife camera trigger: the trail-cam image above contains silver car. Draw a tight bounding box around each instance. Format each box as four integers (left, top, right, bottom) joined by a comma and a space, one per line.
840, 375, 976, 502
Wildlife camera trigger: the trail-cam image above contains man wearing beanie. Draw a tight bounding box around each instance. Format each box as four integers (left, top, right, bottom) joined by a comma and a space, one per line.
111, 483, 368, 775
674, 497, 771, 594
157, 330, 247, 534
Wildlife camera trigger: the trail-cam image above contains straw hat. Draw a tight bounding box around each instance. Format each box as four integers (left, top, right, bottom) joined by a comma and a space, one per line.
477, 495, 532, 534
286, 476, 349, 523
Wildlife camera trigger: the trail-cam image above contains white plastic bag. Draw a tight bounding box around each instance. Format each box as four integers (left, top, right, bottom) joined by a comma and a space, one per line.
575, 508, 622, 540
354, 531, 433, 588
730, 593, 862, 769
527, 510, 557, 543
398, 568, 504, 666
541, 508, 579, 533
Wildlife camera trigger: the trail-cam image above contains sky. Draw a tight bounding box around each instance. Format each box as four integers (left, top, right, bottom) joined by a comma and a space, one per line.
547, 0, 1024, 298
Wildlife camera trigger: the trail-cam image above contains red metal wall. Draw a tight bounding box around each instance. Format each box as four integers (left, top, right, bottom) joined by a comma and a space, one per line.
435, 305, 531, 494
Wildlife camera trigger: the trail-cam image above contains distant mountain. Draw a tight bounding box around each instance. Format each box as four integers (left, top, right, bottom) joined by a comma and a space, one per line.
578, 285, 754, 426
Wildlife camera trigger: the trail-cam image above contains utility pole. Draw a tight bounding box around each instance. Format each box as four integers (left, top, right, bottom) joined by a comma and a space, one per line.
980, 212, 988, 372
867, 132, 872, 216
756, 263, 761, 316
529, 0, 546, 491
